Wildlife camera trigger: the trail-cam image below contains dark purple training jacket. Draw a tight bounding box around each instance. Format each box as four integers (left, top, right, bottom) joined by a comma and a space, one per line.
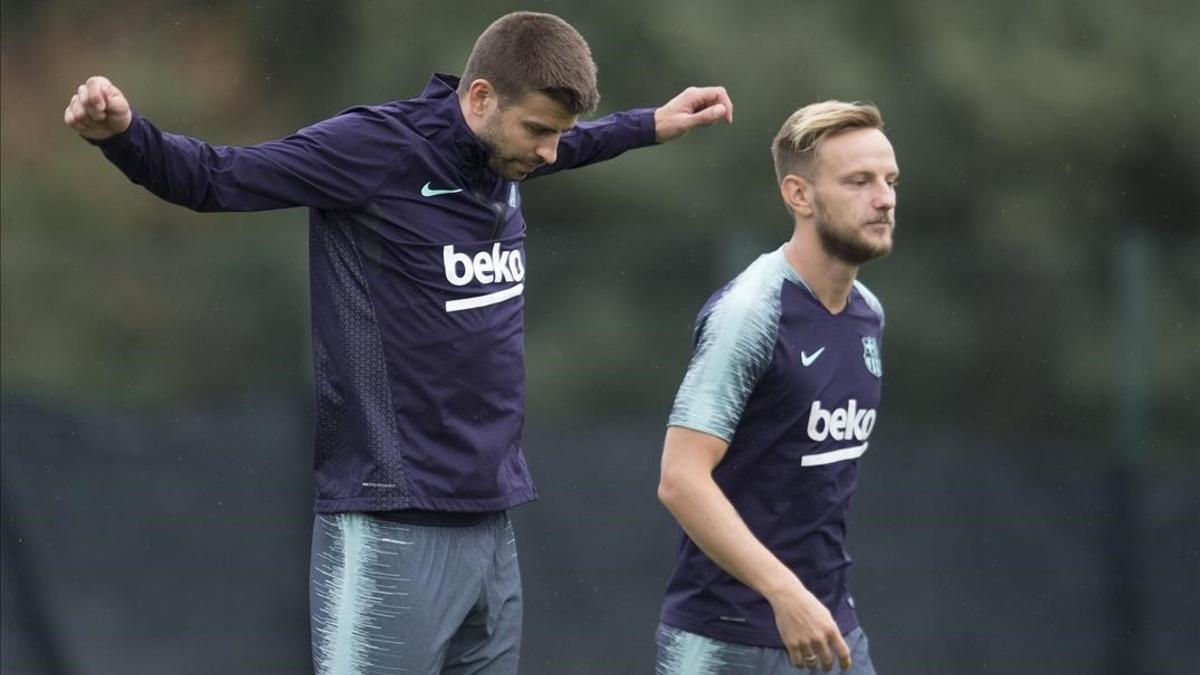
95, 73, 655, 513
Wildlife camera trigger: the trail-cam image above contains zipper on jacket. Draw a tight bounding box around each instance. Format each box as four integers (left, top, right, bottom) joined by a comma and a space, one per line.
487, 200, 505, 240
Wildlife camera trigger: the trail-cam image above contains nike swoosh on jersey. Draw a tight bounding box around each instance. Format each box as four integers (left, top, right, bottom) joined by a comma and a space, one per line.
801, 347, 825, 367
421, 182, 463, 197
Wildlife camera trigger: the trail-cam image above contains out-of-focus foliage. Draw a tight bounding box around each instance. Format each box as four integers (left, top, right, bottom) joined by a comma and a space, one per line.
2, 0, 1197, 460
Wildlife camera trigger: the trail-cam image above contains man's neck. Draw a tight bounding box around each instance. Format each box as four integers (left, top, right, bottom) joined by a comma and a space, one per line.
782, 228, 859, 314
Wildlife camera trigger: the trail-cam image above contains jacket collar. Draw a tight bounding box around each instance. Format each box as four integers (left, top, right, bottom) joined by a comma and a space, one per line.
406, 73, 498, 187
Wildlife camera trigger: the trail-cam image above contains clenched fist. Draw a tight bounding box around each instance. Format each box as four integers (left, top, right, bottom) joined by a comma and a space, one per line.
63, 76, 132, 141
653, 86, 733, 144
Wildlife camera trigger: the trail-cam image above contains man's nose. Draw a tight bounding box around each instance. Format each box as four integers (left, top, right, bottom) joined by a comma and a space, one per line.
873, 181, 896, 210
536, 139, 559, 166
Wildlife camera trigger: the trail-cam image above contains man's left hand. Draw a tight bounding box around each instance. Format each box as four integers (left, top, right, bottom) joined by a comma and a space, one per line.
654, 86, 733, 143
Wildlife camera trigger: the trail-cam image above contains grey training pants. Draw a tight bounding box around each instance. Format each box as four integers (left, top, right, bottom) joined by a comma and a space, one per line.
310, 512, 522, 675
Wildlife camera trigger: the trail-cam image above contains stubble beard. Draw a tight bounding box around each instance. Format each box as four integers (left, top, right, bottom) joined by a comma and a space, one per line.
814, 200, 894, 267
478, 113, 539, 181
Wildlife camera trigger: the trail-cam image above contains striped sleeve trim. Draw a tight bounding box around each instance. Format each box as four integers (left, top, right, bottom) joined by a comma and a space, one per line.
668, 253, 785, 441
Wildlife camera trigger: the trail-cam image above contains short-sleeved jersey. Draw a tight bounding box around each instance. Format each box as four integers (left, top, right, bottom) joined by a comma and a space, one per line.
661, 245, 885, 646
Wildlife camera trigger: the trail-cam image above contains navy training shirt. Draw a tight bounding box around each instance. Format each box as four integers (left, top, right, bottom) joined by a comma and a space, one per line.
662, 246, 885, 645
93, 74, 656, 513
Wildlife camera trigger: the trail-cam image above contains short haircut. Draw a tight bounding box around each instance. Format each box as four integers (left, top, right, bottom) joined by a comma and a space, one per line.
771, 101, 884, 182
459, 12, 600, 115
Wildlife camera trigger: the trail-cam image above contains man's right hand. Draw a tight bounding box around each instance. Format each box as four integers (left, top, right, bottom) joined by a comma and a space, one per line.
64, 76, 132, 141
768, 582, 852, 672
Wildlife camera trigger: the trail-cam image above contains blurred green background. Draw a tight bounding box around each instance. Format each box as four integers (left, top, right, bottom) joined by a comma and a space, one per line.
2, 1, 1197, 673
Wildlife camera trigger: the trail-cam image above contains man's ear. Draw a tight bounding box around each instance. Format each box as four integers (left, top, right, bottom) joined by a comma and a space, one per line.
465, 79, 498, 117
780, 174, 815, 218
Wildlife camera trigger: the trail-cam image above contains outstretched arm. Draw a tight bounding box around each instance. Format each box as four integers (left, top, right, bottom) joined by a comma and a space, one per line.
63, 76, 402, 212
658, 426, 851, 672
528, 85, 734, 178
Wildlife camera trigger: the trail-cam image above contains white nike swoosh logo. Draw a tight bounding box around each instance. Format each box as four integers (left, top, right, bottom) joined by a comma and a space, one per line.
421, 182, 463, 197
800, 347, 825, 367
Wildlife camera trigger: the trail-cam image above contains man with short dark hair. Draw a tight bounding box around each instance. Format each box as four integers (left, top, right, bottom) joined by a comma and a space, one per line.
655, 101, 896, 674
459, 11, 601, 118
63, 11, 732, 674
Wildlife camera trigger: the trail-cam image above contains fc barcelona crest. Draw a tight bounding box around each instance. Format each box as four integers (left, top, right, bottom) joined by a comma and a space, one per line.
861, 336, 882, 378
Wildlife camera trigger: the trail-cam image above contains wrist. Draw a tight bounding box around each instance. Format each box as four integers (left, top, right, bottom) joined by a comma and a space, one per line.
759, 570, 807, 607
87, 111, 138, 148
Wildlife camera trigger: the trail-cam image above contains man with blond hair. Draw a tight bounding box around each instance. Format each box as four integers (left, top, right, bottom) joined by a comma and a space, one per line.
655, 101, 897, 674
64, 11, 733, 674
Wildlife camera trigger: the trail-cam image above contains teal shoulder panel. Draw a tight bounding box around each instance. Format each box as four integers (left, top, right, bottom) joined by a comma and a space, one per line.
668, 251, 788, 441
853, 279, 885, 329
